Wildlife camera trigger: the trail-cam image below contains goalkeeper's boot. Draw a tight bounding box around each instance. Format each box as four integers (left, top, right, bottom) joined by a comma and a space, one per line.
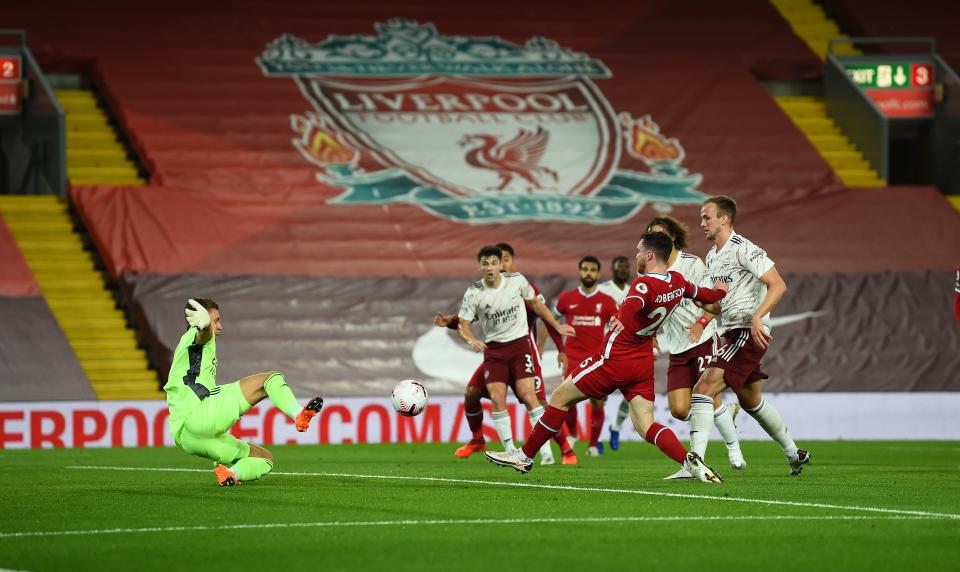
214, 464, 240, 487
484, 449, 533, 474
789, 449, 811, 476
454, 439, 486, 458
295, 397, 324, 432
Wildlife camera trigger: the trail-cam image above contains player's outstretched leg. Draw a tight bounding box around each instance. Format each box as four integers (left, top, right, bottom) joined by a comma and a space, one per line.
215, 445, 275, 486
455, 372, 488, 458
608, 399, 630, 451
244, 372, 323, 432
486, 404, 569, 474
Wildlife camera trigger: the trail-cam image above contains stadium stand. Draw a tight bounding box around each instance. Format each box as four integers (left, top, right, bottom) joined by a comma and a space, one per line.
0, 205, 92, 400
5, 0, 960, 401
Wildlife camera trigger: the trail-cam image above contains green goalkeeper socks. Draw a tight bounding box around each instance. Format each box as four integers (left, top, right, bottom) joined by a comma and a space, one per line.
230, 457, 273, 481
264, 372, 302, 420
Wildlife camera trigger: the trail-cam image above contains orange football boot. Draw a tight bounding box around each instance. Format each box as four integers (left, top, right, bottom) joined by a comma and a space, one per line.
214, 464, 240, 486
295, 397, 324, 432
454, 440, 486, 458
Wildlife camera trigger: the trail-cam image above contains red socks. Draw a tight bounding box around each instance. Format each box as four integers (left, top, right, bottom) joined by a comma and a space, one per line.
645, 422, 687, 464
466, 406, 484, 442
522, 406, 568, 459
589, 403, 604, 446
565, 407, 578, 438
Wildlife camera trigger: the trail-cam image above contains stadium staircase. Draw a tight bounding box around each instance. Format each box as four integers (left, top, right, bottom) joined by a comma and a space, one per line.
775, 96, 885, 187
0, 196, 161, 400
0, 89, 160, 400
55, 88, 145, 186
770, 1, 885, 188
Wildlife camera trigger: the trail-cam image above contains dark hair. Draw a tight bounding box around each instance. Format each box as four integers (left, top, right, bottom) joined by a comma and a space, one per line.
703, 195, 737, 224
640, 232, 673, 264
187, 297, 219, 311
646, 215, 688, 250
611, 256, 629, 266
495, 242, 515, 257
578, 255, 601, 270
476, 245, 503, 262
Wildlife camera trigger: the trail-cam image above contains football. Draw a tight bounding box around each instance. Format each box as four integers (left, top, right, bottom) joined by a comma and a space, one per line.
391, 379, 429, 417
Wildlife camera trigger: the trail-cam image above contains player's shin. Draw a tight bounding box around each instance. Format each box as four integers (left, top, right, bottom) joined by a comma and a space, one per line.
491, 410, 515, 451
466, 406, 484, 442
714, 403, 744, 459
589, 402, 604, 447
745, 399, 798, 457
644, 423, 687, 464
264, 373, 301, 420
521, 405, 567, 459
229, 457, 274, 482
689, 394, 714, 458
611, 399, 630, 432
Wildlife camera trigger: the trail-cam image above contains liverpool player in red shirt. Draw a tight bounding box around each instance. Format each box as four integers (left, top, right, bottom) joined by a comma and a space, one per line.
552, 256, 618, 456
486, 232, 726, 482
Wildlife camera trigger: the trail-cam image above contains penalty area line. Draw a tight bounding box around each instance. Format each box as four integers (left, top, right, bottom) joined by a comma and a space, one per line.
66, 465, 960, 521
0, 514, 951, 540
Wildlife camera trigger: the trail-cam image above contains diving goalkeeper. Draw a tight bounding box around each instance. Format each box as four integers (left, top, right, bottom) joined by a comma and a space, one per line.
164, 298, 324, 486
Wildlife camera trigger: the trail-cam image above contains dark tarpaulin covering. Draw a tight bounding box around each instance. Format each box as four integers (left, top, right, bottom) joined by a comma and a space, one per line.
120, 270, 960, 398
73, 185, 960, 279
0, 299, 95, 402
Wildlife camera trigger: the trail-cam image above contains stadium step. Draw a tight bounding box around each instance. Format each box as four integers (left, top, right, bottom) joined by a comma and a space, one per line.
769, 0, 861, 60
775, 96, 886, 188
0, 195, 159, 400
53, 88, 147, 186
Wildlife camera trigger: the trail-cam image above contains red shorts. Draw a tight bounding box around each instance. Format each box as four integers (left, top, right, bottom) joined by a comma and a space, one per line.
483, 336, 538, 387
711, 328, 769, 390
667, 338, 716, 392
568, 355, 654, 403
466, 361, 547, 401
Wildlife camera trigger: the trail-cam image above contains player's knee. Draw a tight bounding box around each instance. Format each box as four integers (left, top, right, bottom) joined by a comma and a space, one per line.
670, 403, 690, 420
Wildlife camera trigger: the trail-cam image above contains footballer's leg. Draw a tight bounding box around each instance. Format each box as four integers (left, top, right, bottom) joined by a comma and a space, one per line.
485, 377, 586, 473
587, 397, 606, 456
216, 443, 275, 486
736, 382, 809, 475
688, 367, 726, 461
238, 371, 323, 432
487, 381, 516, 451
713, 395, 746, 469
455, 377, 488, 458
608, 398, 630, 451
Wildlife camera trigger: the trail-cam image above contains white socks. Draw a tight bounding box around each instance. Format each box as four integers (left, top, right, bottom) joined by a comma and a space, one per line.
491, 410, 515, 451
746, 400, 798, 458
688, 394, 715, 458
611, 399, 630, 431
713, 404, 742, 454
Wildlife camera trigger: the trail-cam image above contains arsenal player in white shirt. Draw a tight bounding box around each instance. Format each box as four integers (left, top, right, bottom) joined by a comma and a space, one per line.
689, 196, 810, 476
458, 245, 575, 452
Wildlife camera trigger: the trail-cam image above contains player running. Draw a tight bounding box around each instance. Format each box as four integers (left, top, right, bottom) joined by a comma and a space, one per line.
164, 298, 324, 486
552, 256, 618, 456
485, 232, 727, 482
457, 245, 575, 456
687, 195, 811, 476
437, 243, 577, 464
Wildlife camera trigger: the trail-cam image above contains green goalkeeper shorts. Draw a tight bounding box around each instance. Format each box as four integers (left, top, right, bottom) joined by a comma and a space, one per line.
175, 382, 253, 464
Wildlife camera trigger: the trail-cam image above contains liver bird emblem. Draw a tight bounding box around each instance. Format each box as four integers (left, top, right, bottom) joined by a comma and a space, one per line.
459, 127, 558, 191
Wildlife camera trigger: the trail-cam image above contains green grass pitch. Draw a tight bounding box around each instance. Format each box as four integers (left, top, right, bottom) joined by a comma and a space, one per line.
2, 440, 959, 571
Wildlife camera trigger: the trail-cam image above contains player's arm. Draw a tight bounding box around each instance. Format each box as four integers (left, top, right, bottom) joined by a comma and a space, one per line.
434, 312, 460, 330
687, 309, 717, 343
528, 296, 575, 337
750, 265, 787, 349
457, 318, 486, 352
184, 299, 214, 345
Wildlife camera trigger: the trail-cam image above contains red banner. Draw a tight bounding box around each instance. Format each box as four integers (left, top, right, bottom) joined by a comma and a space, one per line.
864, 88, 934, 118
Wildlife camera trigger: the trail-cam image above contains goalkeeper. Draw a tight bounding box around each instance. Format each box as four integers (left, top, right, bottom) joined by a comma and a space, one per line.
164, 298, 324, 486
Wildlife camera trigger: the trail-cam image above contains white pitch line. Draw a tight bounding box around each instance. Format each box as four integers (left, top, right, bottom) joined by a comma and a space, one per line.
0, 515, 950, 540
66, 465, 960, 520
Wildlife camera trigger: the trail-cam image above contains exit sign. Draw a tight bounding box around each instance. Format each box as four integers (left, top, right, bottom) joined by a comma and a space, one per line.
845, 63, 933, 89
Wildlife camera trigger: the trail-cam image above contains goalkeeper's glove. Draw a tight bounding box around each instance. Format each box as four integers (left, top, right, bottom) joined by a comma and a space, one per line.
185, 299, 211, 330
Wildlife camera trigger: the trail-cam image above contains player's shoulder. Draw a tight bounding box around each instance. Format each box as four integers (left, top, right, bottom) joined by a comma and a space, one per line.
469, 279, 484, 290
